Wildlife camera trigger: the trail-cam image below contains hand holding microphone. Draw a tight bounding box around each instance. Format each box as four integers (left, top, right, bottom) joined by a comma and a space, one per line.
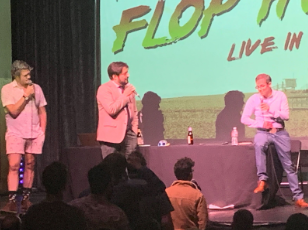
260, 98, 269, 112
260, 102, 269, 112
124, 83, 140, 98
24, 80, 35, 100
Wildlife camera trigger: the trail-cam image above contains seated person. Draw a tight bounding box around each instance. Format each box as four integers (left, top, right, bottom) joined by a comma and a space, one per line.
127, 151, 174, 230
70, 163, 130, 230
241, 73, 308, 207
165, 157, 208, 230
231, 209, 253, 230
285, 213, 308, 230
103, 153, 151, 230
21, 162, 87, 230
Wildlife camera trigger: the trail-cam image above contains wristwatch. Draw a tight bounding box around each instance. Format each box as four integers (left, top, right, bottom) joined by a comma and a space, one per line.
23, 95, 30, 101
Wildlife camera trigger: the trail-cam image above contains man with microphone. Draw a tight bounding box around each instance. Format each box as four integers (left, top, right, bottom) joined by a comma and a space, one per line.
1, 60, 47, 212
96, 62, 138, 158
241, 73, 308, 208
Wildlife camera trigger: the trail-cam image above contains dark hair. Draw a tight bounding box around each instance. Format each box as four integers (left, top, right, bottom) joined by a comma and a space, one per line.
231, 209, 253, 230
129, 151, 147, 166
88, 164, 112, 195
127, 151, 147, 178
107, 62, 128, 79
42, 162, 67, 195
285, 213, 308, 230
101, 153, 127, 184
174, 157, 195, 180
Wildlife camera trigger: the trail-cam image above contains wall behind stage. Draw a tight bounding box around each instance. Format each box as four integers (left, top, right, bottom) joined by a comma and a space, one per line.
101, 1, 308, 146
0, 0, 12, 191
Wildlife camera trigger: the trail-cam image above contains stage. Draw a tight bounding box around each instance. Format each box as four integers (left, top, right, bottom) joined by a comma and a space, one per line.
57, 139, 308, 228
208, 199, 308, 229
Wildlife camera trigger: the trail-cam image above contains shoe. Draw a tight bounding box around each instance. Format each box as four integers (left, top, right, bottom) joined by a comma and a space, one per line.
295, 199, 308, 208
254, 180, 267, 193
1, 200, 17, 212
21, 199, 32, 211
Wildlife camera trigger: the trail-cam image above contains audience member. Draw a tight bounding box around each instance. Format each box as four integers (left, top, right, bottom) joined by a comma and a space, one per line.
1, 214, 21, 230
70, 163, 130, 230
127, 151, 174, 230
165, 157, 208, 230
21, 162, 87, 230
102, 153, 149, 230
76, 152, 173, 230
231, 209, 253, 230
285, 213, 308, 230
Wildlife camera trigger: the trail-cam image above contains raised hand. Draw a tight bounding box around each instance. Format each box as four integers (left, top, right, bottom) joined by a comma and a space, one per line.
123, 84, 135, 97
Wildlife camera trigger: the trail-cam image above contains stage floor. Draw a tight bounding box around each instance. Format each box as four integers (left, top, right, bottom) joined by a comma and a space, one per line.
207, 185, 308, 229
209, 201, 308, 229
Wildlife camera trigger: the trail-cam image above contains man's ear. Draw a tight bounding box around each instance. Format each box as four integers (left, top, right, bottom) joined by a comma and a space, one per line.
111, 74, 117, 80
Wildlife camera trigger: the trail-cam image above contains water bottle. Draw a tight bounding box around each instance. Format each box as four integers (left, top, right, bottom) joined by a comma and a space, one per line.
231, 127, 238, 145
187, 127, 193, 145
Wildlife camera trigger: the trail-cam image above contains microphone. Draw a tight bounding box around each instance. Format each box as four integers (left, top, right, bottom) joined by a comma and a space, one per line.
27, 80, 35, 99
260, 96, 266, 124
134, 91, 141, 99
270, 117, 285, 128
127, 83, 141, 99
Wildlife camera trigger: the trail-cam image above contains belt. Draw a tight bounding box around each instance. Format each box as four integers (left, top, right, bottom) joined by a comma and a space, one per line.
257, 128, 284, 132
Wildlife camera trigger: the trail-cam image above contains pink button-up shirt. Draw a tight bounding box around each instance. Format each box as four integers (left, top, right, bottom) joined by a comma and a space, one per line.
1, 80, 47, 138
241, 90, 288, 129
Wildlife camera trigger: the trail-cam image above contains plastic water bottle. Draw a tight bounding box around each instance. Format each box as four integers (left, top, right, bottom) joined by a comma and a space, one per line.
231, 127, 238, 145
188, 127, 194, 145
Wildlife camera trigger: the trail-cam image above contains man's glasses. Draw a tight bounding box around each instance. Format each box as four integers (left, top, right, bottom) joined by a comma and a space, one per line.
255, 84, 268, 89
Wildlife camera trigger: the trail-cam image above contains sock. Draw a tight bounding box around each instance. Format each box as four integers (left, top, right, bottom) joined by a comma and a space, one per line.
8, 191, 17, 201
22, 188, 32, 200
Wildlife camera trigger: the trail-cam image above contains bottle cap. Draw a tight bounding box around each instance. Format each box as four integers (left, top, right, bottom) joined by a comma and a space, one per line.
233, 127, 237, 129
188, 126, 192, 131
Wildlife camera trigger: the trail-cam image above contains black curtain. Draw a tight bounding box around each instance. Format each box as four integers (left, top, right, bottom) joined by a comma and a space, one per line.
11, 0, 100, 188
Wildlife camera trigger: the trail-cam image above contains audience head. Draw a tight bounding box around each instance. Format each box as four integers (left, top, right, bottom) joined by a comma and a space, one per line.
101, 153, 127, 184
231, 209, 253, 230
174, 157, 195, 181
1, 214, 21, 230
42, 161, 68, 195
127, 151, 147, 178
128, 151, 147, 166
285, 213, 308, 230
88, 163, 112, 195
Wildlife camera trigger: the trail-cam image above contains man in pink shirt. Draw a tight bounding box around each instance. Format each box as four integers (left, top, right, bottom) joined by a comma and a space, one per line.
96, 62, 138, 158
1, 60, 47, 212
241, 73, 308, 208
